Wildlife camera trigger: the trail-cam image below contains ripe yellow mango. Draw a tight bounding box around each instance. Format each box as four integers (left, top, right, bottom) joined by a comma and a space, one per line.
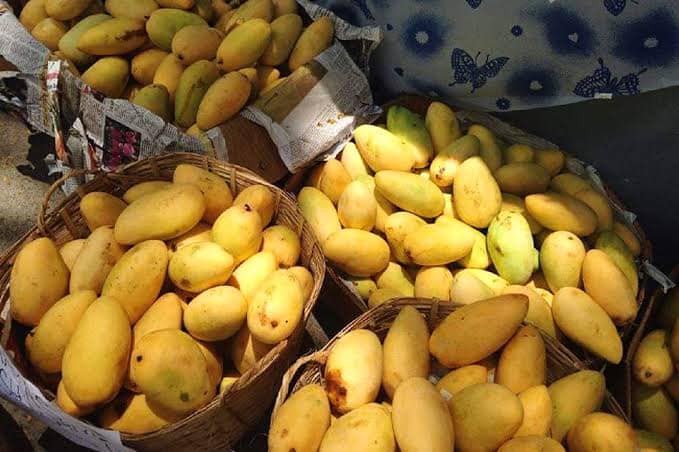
196, 71, 251, 129
499, 436, 565, 452
513, 385, 552, 437
467, 124, 502, 172
234, 184, 275, 226
288, 16, 334, 70
436, 365, 488, 402
272, 0, 295, 16
105, 0, 159, 20
552, 287, 622, 363
613, 221, 641, 256
503, 285, 557, 339
269, 384, 331, 452
540, 230, 586, 292
185, 285, 247, 340
430, 135, 480, 187
425, 102, 461, 154
308, 159, 353, 205
62, 297, 131, 407
449, 271, 495, 305
375, 262, 414, 297
550, 173, 591, 196
297, 187, 341, 245
347, 276, 377, 301
57, 380, 95, 418
173, 164, 233, 224
404, 220, 475, 266
504, 143, 534, 163
130, 329, 212, 414
167, 222, 211, 257
633, 383, 677, 439
80, 192, 127, 232
455, 268, 509, 295
567, 412, 637, 452
535, 149, 565, 176
59, 14, 112, 68
368, 287, 402, 308
230, 324, 274, 374
77, 18, 147, 55
633, 329, 674, 387
582, 249, 637, 325
383, 307, 430, 398
375, 170, 444, 218
340, 142, 371, 179
20, 0, 48, 32
131, 49, 168, 86
45, 0, 92, 20
169, 242, 234, 292
146, 8, 207, 51
216, 18, 271, 72
451, 383, 524, 452
636, 429, 674, 452
487, 211, 536, 285
158, 0, 194, 8
392, 377, 454, 452
219, 370, 240, 393
500, 193, 543, 234
196, 340, 222, 390
548, 370, 605, 442
26, 290, 96, 374
32, 18, 67, 51
174, 60, 220, 127
494, 163, 550, 196
353, 125, 415, 172
430, 294, 528, 367
386, 105, 434, 168
99, 392, 181, 434
324, 229, 390, 277
337, 180, 376, 230
319, 403, 395, 452
153, 54, 185, 101
595, 230, 638, 295
454, 156, 502, 228
222, 0, 273, 33
525, 192, 598, 236
10, 238, 69, 326
81, 56, 130, 98
132, 293, 183, 350
260, 13, 303, 66
415, 266, 453, 301
261, 226, 300, 268
496, 325, 546, 393
132, 84, 172, 122
103, 240, 168, 324
70, 226, 126, 294
385, 212, 425, 264
59, 239, 85, 271
325, 329, 382, 413
228, 251, 278, 299
212, 204, 263, 264
574, 188, 613, 232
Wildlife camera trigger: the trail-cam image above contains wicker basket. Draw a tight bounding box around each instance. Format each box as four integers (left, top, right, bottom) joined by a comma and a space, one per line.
272, 298, 629, 430
0, 152, 326, 451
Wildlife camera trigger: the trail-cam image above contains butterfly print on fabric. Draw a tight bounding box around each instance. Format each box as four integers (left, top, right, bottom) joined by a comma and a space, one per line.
573, 58, 647, 98
466, 0, 483, 9
604, 0, 639, 16
449, 48, 509, 93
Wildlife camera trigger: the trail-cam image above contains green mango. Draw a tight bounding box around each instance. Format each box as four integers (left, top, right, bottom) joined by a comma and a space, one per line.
132, 84, 172, 122
58, 14, 112, 68
487, 211, 535, 284
386, 105, 434, 168
595, 230, 638, 295
174, 60, 219, 128
146, 8, 207, 51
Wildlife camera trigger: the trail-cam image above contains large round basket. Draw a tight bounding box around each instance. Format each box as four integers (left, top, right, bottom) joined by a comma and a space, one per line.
272, 298, 629, 427
0, 152, 326, 450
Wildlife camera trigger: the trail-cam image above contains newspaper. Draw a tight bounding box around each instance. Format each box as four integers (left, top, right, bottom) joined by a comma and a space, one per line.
0, 2, 49, 73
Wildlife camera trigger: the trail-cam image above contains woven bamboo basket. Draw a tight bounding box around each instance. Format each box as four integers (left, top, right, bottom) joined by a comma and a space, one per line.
272, 298, 630, 433
0, 152, 326, 451
293, 94, 652, 352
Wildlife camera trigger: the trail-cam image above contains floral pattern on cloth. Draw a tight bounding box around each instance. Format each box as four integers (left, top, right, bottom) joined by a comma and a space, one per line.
102, 118, 140, 171
316, 0, 679, 110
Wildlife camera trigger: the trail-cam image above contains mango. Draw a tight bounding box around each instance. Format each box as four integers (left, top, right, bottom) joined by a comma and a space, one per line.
429, 294, 528, 367
552, 287, 622, 363
368, 287, 403, 308
10, 238, 69, 326
191, 0, 215, 21
513, 385, 552, 437
20, 0, 49, 32
425, 102, 461, 154
665, 373, 679, 403
222, 0, 273, 33
436, 365, 487, 402
130, 329, 211, 415
499, 436, 565, 452
567, 412, 637, 452
325, 329, 382, 413
32, 18, 67, 51
103, 240, 168, 324
540, 230, 586, 293
216, 18, 271, 72
81, 56, 130, 98
375, 262, 414, 297
62, 297, 131, 407
233, 184, 275, 226
574, 189, 613, 232
374, 170, 443, 218
269, 384, 331, 452
153, 53, 185, 101
392, 377, 454, 452
80, 192, 127, 231
132, 293, 183, 350
415, 266, 453, 301
353, 125, 415, 172
158, 0, 194, 8
496, 325, 546, 393
59, 14, 112, 68
500, 193, 542, 234
70, 226, 126, 294
467, 124, 502, 172
429, 135, 480, 187
184, 285, 247, 341
657, 286, 679, 330
289, 16, 334, 71
167, 222, 212, 256
503, 285, 557, 339
595, 230, 638, 295
633, 329, 674, 387
318, 403, 395, 452
582, 249, 637, 325
340, 142, 371, 179
173, 59, 220, 127
454, 156, 502, 228
633, 383, 677, 439
307, 159, 351, 205
259, 13, 303, 66
272, 0, 295, 16
297, 187, 341, 245
451, 383, 524, 452
57, 380, 95, 418
525, 192, 598, 236
336, 180, 376, 230
504, 144, 534, 163
548, 370, 605, 442
214, 7, 237, 32
260, 225, 299, 268
454, 268, 508, 295
386, 105, 434, 168
220, 371, 240, 393
672, 320, 679, 364
228, 251, 278, 299
230, 324, 274, 373
77, 18, 147, 55
45, 0, 92, 20
132, 84, 172, 121
382, 306, 430, 398
195, 71, 250, 129
173, 164, 233, 224
130, 49, 167, 86
487, 211, 535, 285
168, 242, 234, 292
449, 271, 495, 305
404, 221, 475, 266
99, 392, 181, 434
535, 149, 565, 176
613, 221, 641, 256
59, 239, 85, 271
105, 0, 159, 20
635, 429, 674, 452
384, 212, 425, 264
550, 173, 591, 196
146, 8, 206, 51
212, 204, 263, 264
347, 276, 377, 301
494, 163, 550, 196
324, 229, 389, 277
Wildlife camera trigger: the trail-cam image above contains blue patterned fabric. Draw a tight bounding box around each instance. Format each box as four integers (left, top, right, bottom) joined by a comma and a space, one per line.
315, 0, 679, 110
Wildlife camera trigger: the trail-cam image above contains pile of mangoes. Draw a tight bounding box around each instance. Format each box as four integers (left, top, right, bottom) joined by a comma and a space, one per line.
10, 163, 314, 434
628, 285, 679, 450
269, 299, 638, 451
19, 0, 333, 133
299, 101, 642, 365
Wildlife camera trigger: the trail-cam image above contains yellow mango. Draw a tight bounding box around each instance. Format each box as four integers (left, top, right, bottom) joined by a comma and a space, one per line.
550, 173, 591, 196
32, 18, 67, 50
62, 297, 131, 407
222, 0, 272, 33
513, 385, 552, 437
324, 229, 390, 277
429, 294, 528, 367
59, 239, 85, 271
549, 370, 606, 442
288, 16, 334, 70
582, 249, 637, 325
347, 276, 377, 301
636, 429, 674, 452
503, 285, 557, 339
353, 125, 415, 172
494, 163, 550, 196
247, 269, 304, 344
374, 262, 413, 297
132, 293, 183, 350
429, 135, 480, 187
525, 192, 598, 237
496, 325, 546, 393
195, 340, 221, 390
153, 53, 185, 101
219, 370, 240, 393
436, 365, 488, 402
82, 56, 130, 98
382, 306, 430, 398
157, 0, 194, 8
132, 84, 172, 122
487, 211, 536, 285
454, 268, 508, 295
504, 143, 534, 163
288, 266, 313, 302
657, 286, 679, 330
425, 102, 461, 154
633, 383, 677, 439
59, 14, 112, 68
103, 240, 168, 324
260, 226, 300, 268
173, 164, 233, 224
146, 8, 207, 51
105, 0, 159, 20
196, 71, 251, 129
595, 230, 638, 295
212, 204, 263, 264
260, 13, 303, 66
308, 159, 352, 205
386, 105, 434, 168
367, 287, 402, 308
297, 187, 341, 245
26, 290, 96, 374
567, 412, 637, 452
70, 226, 126, 294
130, 329, 211, 414
184, 285, 246, 341
174, 59, 220, 128
337, 180, 377, 230
540, 230, 586, 292
451, 383, 524, 452
613, 221, 641, 256
467, 124, 502, 172
500, 193, 543, 234
499, 436, 565, 452
404, 221, 475, 266
80, 191, 127, 231
535, 149, 565, 176
131, 49, 168, 87
20, 0, 49, 32
99, 392, 181, 434
385, 212, 426, 264
233, 184, 275, 226
230, 324, 274, 373
228, 251, 278, 299
392, 377, 454, 452
57, 380, 95, 418
325, 329, 382, 413
449, 271, 495, 305
77, 18, 147, 55
167, 222, 212, 257
552, 287, 622, 363
269, 384, 331, 452
216, 18, 271, 72
454, 156, 502, 228
574, 189, 613, 232
45, 0, 91, 20
319, 403, 395, 452
340, 142, 371, 179
272, 0, 296, 16
633, 329, 674, 387
440, 193, 456, 218
168, 242, 234, 292
415, 266, 453, 301
375, 170, 444, 218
